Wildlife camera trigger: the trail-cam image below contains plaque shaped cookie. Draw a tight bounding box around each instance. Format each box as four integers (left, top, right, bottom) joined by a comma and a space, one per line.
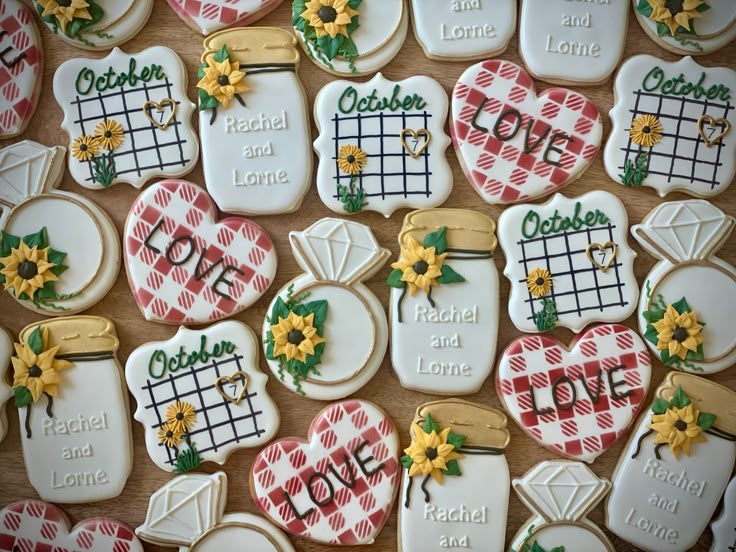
126, 321, 280, 473
497, 191, 639, 333
710, 476, 736, 552
0, 141, 121, 316
452, 60, 602, 205
11, 316, 133, 503
410, 0, 516, 61
263, 218, 389, 400
197, 28, 312, 216
31, 0, 153, 51
166, 0, 284, 35
606, 372, 736, 552
496, 324, 652, 463
633, 200, 736, 374
250, 399, 401, 546
0, 0, 43, 139
137, 472, 295, 551
292, 0, 408, 76
54, 46, 199, 190
124, 179, 277, 325
399, 399, 511, 552
632, 0, 736, 55
314, 73, 453, 217
389, 209, 499, 395
519, 0, 629, 85
0, 500, 143, 552
510, 461, 614, 552
605, 55, 736, 197
0, 327, 13, 444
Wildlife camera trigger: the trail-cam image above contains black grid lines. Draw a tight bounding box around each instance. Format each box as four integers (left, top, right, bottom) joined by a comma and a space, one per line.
140, 354, 265, 466
331, 111, 433, 199
517, 224, 628, 322
71, 78, 192, 184
618, 90, 733, 190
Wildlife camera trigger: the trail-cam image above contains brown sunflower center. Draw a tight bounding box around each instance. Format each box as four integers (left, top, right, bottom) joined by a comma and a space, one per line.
535, 277, 546, 286
346, 154, 356, 164
673, 327, 689, 342
425, 447, 438, 460
413, 260, 429, 275
665, 0, 685, 15
79, 143, 88, 152
674, 419, 688, 431
166, 430, 174, 438
28, 364, 42, 378
217, 75, 230, 86
18, 260, 39, 280
175, 412, 184, 421
318, 6, 338, 23
642, 126, 652, 134
57, 0, 72, 6
288, 329, 306, 345
104, 130, 113, 138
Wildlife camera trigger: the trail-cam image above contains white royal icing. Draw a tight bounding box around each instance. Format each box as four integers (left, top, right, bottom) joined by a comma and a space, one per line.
0, 327, 13, 444
314, 73, 452, 218
605, 55, 736, 198
709, 476, 736, 552
166, 0, 283, 35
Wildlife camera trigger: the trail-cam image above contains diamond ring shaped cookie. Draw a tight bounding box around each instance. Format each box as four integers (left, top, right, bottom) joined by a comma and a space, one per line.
126, 321, 280, 473
498, 191, 639, 333
452, 59, 602, 205
167, 0, 284, 35
496, 324, 652, 463
124, 179, 277, 325
633, 199, 736, 374
54, 46, 199, 190
605, 55, 736, 198
250, 399, 401, 546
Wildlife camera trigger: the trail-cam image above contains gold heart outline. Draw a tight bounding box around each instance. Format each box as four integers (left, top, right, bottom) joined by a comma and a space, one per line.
142, 98, 177, 130
400, 128, 432, 159
697, 114, 731, 148
215, 371, 249, 405
586, 241, 618, 273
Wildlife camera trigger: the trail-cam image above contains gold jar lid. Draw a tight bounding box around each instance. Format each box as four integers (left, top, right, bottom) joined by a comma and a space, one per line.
413, 398, 510, 450
19, 315, 119, 356
202, 27, 299, 67
399, 209, 497, 253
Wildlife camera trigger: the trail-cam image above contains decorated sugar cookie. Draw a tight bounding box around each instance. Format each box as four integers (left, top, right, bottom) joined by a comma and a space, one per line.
11, 316, 133, 503
126, 321, 280, 473
250, 399, 401, 546
510, 461, 614, 552
314, 73, 452, 217
262, 218, 389, 399
709, 476, 736, 552
0, 0, 43, 139
497, 192, 639, 333
519, 0, 629, 85
452, 60, 602, 205
633, 0, 736, 55
606, 372, 736, 552
0, 327, 13, 444
633, 200, 736, 374
389, 209, 499, 395
167, 0, 284, 35
605, 55, 736, 197
32, 0, 153, 51
292, 0, 408, 76
137, 472, 295, 551
410, 0, 516, 61
0, 141, 121, 316
0, 500, 143, 551
53, 46, 199, 190
124, 179, 277, 325
399, 399, 510, 552
197, 28, 312, 216
497, 324, 652, 463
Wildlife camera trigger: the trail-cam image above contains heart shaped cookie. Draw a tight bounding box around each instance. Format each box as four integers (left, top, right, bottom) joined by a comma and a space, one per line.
250, 400, 400, 546
452, 59, 602, 205
0, 500, 143, 551
124, 179, 277, 324
496, 324, 652, 463
166, 0, 283, 35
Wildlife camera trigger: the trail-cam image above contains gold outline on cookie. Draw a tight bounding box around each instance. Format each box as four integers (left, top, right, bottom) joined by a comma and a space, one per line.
215, 371, 249, 405
697, 114, 731, 148
143, 98, 177, 130
190, 521, 287, 551
86, 0, 136, 32
400, 128, 432, 160
352, 1, 405, 58
513, 520, 616, 552
585, 241, 618, 272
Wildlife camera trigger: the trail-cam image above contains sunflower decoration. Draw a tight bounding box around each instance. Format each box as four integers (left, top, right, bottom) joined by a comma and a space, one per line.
197, 44, 249, 125
643, 294, 705, 370
71, 134, 99, 162
630, 114, 664, 148
12, 325, 73, 438
265, 285, 328, 396
636, 0, 710, 38
94, 119, 125, 151
293, 0, 363, 73
336, 144, 368, 213
526, 268, 553, 298
401, 414, 465, 507
165, 401, 198, 434
159, 400, 202, 473
337, 144, 367, 175
387, 226, 465, 322
35, 0, 107, 46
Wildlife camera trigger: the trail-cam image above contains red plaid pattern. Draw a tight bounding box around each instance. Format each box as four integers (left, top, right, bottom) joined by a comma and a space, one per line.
0, 0, 42, 138
251, 400, 400, 545
497, 324, 651, 463
124, 179, 276, 324
452, 60, 601, 204
166, 0, 283, 34
0, 501, 142, 552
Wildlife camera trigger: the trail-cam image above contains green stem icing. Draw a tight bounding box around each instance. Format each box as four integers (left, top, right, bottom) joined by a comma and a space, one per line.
338, 177, 367, 213
620, 152, 649, 187
534, 298, 558, 332
92, 151, 117, 187
673, 36, 704, 53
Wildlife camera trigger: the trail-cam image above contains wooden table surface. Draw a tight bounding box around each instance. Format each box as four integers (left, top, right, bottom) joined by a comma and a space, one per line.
1, 2, 734, 551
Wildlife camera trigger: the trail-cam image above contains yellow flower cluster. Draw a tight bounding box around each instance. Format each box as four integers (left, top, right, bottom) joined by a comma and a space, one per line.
72, 119, 125, 161
157, 401, 197, 448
